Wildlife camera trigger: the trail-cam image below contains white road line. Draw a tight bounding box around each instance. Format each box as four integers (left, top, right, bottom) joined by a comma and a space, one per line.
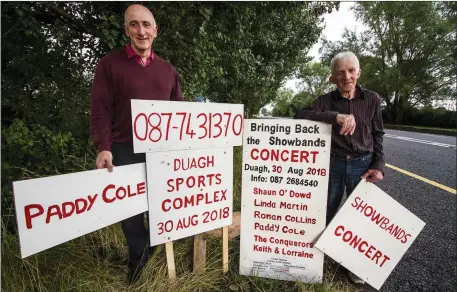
384, 134, 456, 148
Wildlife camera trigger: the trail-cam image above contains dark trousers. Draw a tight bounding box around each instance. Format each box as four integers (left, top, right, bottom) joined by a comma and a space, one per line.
326, 152, 373, 225
111, 143, 155, 272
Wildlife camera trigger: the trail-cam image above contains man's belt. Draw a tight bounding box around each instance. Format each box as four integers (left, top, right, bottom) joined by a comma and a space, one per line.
330, 152, 372, 161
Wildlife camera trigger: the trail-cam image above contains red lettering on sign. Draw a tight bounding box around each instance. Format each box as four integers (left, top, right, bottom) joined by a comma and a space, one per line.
333, 225, 392, 268
103, 184, 143, 203
116, 186, 127, 200
351, 196, 412, 244
62, 202, 75, 218
372, 250, 383, 264
174, 156, 215, 171
46, 205, 63, 224
176, 214, 199, 230
132, 111, 243, 143
127, 185, 137, 197
198, 175, 205, 187
23, 194, 99, 229
167, 174, 222, 192
250, 149, 319, 163
75, 198, 88, 214
215, 173, 222, 184
137, 182, 146, 195
87, 194, 97, 211
161, 190, 228, 212
24, 204, 44, 229
162, 199, 171, 212
358, 241, 368, 253
103, 184, 116, 203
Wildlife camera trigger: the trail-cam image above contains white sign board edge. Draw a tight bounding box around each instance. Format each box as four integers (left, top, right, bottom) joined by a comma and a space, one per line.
131, 100, 244, 153
13, 163, 148, 258
315, 179, 426, 290
146, 147, 233, 246
239, 118, 332, 283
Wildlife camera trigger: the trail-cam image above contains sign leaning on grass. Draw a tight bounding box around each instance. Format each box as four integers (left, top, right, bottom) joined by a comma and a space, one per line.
131, 100, 244, 153
315, 179, 426, 290
239, 119, 331, 283
13, 163, 148, 258
146, 147, 233, 246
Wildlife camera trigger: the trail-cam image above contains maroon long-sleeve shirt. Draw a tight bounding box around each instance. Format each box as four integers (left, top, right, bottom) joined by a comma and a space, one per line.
90, 47, 184, 152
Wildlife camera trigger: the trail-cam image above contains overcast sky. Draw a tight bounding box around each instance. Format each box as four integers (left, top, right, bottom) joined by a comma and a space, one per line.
283, 2, 363, 93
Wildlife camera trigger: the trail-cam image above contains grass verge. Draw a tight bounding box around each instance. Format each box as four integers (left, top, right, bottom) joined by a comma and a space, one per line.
384, 124, 456, 136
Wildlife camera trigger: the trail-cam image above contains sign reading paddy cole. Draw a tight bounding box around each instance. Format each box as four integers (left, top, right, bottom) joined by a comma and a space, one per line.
13, 164, 148, 258
239, 119, 331, 283
315, 180, 426, 290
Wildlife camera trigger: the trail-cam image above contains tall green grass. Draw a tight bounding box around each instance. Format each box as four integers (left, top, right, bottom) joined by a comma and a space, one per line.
2, 146, 358, 291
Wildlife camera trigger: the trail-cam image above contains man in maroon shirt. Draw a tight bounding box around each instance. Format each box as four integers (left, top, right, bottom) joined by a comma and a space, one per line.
295, 51, 385, 285
90, 4, 184, 284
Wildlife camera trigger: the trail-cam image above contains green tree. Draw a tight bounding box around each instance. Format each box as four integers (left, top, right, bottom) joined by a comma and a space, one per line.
271, 89, 295, 117
271, 61, 334, 117
202, 2, 338, 117
296, 61, 334, 97
2, 2, 338, 130
320, 2, 456, 123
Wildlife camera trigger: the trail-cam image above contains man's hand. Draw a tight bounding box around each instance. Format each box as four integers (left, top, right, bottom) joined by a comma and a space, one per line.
361, 169, 383, 183
96, 151, 114, 172
336, 114, 356, 135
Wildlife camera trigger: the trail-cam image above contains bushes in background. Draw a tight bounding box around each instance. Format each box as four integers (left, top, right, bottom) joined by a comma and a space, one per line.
383, 106, 456, 129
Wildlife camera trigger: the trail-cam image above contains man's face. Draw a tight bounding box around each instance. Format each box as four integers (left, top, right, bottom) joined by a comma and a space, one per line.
330, 58, 361, 94
124, 6, 157, 53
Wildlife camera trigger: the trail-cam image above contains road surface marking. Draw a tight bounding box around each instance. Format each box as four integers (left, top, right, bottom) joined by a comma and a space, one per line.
386, 163, 456, 194
385, 134, 456, 149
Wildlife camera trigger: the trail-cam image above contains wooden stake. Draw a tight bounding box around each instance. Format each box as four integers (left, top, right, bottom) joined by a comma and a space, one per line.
165, 241, 176, 281
193, 234, 206, 272
222, 226, 229, 274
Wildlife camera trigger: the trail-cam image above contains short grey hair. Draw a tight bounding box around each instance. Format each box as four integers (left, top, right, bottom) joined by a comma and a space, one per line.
330, 51, 360, 74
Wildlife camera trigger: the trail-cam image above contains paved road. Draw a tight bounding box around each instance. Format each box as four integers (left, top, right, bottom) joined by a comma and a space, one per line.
362, 129, 456, 292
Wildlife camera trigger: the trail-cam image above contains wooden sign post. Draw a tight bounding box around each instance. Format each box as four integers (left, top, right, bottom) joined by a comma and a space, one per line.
222, 226, 229, 274
193, 234, 206, 272
165, 241, 176, 280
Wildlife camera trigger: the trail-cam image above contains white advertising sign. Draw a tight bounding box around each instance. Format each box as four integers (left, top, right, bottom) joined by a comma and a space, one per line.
146, 147, 233, 246
315, 179, 426, 290
239, 119, 331, 283
131, 100, 244, 153
13, 163, 148, 258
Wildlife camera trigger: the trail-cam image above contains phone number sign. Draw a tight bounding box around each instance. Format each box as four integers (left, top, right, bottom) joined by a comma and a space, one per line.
131, 100, 244, 153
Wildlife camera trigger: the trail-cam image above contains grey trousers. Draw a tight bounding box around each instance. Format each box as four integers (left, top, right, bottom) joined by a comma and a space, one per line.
111, 143, 155, 271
